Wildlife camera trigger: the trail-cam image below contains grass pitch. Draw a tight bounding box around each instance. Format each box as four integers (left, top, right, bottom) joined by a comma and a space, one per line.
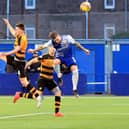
0, 96, 129, 129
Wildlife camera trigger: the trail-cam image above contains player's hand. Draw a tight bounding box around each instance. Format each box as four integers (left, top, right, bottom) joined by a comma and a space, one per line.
2, 18, 9, 25
0, 52, 6, 57
28, 48, 34, 53
85, 49, 90, 55
25, 61, 31, 70
24, 64, 29, 70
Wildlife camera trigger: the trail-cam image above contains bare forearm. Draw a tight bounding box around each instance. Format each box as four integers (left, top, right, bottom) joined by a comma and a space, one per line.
4, 50, 16, 56
3, 18, 15, 37
33, 45, 45, 53
6, 23, 15, 37
74, 42, 90, 54
4, 47, 20, 56
28, 45, 47, 54
25, 58, 38, 69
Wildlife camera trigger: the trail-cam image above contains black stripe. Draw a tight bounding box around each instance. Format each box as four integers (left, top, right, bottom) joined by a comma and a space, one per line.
18, 51, 25, 54
18, 37, 22, 45
41, 71, 53, 75
42, 65, 53, 70
15, 55, 25, 60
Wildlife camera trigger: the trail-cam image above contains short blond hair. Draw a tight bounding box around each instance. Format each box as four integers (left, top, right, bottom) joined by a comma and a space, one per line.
48, 31, 58, 40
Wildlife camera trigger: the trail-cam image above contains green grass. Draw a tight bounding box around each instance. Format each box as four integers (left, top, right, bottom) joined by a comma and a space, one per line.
0, 96, 129, 129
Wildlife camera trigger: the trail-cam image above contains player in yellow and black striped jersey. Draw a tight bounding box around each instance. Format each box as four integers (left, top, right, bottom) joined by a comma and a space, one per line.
13, 47, 64, 117
0, 18, 40, 100
39, 52, 55, 80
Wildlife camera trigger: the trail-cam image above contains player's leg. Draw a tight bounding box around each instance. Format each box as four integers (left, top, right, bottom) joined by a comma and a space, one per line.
19, 76, 39, 93
60, 63, 71, 74
48, 80, 64, 117
35, 78, 45, 108
14, 68, 43, 105
70, 65, 79, 97
13, 91, 34, 103
13, 90, 43, 106
18, 79, 44, 108
13, 80, 40, 102
15, 78, 44, 107
51, 87, 64, 117
54, 58, 63, 86
17, 61, 40, 94
63, 57, 79, 97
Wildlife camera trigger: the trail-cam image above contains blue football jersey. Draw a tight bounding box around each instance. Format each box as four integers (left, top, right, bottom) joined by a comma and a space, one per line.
44, 35, 75, 58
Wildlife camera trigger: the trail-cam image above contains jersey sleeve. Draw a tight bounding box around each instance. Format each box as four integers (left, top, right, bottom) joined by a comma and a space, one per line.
67, 35, 76, 44
43, 40, 53, 47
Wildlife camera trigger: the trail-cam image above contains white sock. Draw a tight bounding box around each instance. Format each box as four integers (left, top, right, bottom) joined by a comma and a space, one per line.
54, 64, 62, 78
72, 69, 79, 91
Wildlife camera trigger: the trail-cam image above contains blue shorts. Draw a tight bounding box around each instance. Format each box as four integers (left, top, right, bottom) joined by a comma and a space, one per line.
57, 56, 77, 68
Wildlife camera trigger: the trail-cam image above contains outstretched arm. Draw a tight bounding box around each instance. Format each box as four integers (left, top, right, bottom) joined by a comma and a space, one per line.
0, 46, 20, 57
28, 40, 52, 54
3, 18, 16, 37
74, 41, 90, 55
28, 45, 47, 54
25, 57, 39, 70
67, 35, 90, 55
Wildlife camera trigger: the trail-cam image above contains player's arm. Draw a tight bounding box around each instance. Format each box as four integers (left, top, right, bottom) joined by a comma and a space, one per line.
3, 18, 16, 37
28, 45, 46, 54
0, 46, 20, 56
25, 57, 39, 70
28, 41, 51, 54
67, 35, 90, 55
74, 41, 90, 55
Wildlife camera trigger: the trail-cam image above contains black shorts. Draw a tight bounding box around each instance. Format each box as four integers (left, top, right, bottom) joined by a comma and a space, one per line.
37, 78, 57, 92
6, 55, 26, 77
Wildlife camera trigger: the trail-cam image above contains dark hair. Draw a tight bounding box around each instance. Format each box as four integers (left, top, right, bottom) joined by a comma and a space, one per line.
16, 23, 25, 31
48, 31, 58, 39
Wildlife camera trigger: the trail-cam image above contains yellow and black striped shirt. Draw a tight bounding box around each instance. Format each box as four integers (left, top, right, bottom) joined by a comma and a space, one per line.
39, 53, 54, 80
14, 34, 28, 60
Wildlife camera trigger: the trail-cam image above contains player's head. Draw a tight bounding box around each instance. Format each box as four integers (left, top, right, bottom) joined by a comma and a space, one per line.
48, 46, 56, 56
49, 31, 61, 44
15, 23, 25, 37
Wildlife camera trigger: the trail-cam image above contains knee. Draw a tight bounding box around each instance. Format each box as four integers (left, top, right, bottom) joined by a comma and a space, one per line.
19, 77, 29, 87
56, 89, 61, 96
70, 65, 78, 72
52, 87, 61, 96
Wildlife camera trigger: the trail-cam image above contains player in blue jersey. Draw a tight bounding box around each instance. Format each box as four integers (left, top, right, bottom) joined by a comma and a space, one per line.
28, 31, 90, 97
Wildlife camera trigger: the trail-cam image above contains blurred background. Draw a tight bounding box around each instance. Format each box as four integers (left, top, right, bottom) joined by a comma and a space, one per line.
0, 0, 128, 39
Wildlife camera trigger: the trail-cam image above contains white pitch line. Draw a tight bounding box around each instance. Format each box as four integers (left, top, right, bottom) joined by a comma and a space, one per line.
0, 112, 129, 120
0, 112, 50, 120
